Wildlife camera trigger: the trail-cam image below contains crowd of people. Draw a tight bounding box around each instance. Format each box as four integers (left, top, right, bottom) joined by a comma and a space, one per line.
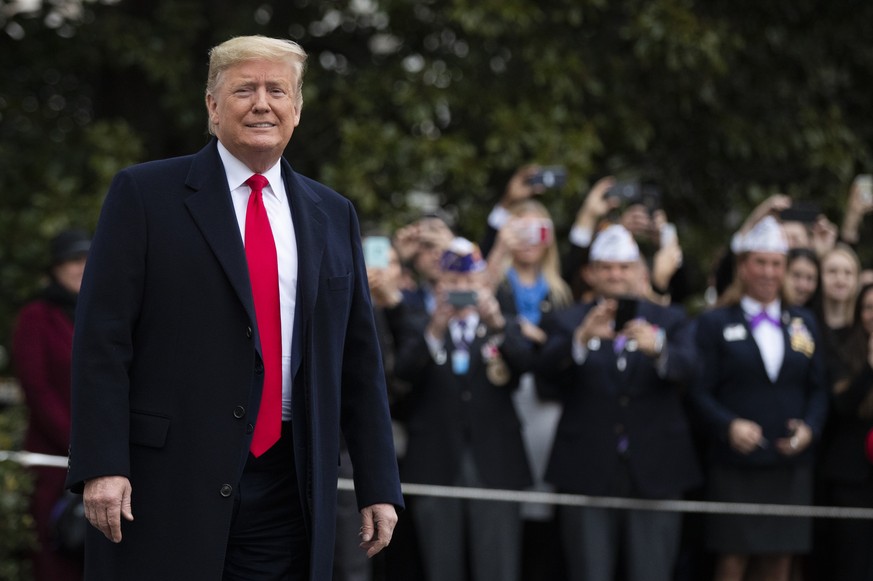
9, 29, 871, 581
340, 166, 873, 581
10, 157, 873, 581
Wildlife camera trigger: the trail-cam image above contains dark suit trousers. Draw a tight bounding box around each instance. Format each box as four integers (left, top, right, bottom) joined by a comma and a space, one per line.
223, 422, 308, 581
413, 450, 523, 581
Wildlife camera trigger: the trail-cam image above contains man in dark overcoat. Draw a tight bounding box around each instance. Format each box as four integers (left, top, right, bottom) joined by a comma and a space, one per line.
65, 35, 402, 580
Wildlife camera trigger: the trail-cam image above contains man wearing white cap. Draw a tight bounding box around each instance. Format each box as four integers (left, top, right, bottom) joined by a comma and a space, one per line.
690, 216, 828, 581
536, 224, 701, 581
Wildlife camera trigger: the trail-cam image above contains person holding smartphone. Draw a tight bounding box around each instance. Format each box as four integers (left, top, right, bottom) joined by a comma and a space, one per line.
393, 237, 534, 581
535, 224, 701, 581
485, 199, 574, 580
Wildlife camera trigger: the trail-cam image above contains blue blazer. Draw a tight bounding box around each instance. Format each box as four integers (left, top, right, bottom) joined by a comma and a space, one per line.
66, 139, 403, 580
689, 304, 829, 467
536, 300, 702, 499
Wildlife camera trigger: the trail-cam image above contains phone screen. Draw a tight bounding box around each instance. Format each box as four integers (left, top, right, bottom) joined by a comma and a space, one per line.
614, 297, 638, 330
447, 290, 478, 308
362, 236, 391, 269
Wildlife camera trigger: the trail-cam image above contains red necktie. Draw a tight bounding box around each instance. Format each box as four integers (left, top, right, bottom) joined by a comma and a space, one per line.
245, 174, 282, 457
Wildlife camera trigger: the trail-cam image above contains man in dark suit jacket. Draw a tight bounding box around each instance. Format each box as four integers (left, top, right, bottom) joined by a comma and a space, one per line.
394, 238, 533, 581
536, 224, 701, 581
65, 35, 402, 580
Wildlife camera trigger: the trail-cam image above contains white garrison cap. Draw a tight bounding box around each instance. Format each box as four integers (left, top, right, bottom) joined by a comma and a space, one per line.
734, 216, 788, 255
589, 224, 640, 262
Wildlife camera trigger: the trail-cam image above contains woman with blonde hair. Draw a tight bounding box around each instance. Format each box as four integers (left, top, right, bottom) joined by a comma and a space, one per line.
818, 243, 861, 334
485, 198, 572, 581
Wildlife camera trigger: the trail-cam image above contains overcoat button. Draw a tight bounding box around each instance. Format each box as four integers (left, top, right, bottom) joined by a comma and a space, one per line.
255, 361, 264, 374
246, 326, 253, 338
220, 484, 233, 497
233, 406, 246, 419
246, 424, 254, 434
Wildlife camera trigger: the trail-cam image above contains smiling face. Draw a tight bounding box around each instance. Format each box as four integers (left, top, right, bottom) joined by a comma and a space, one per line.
738, 251, 786, 304
784, 255, 818, 307
206, 58, 301, 173
586, 260, 638, 298
821, 250, 859, 305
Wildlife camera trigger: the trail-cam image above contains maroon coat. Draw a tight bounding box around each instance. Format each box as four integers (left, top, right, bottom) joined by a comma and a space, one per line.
12, 290, 83, 580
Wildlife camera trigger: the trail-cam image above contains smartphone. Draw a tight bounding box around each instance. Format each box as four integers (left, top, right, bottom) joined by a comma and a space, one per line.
660, 223, 677, 248
614, 296, 639, 330
605, 181, 642, 203
362, 236, 391, 269
516, 218, 554, 246
526, 166, 567, 189
446, 290, 478, 308
779, 202, 820, 223
855, 174, 873, 205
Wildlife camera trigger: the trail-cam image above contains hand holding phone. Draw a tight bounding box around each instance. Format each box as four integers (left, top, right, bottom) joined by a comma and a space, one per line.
525, 166, 567, 190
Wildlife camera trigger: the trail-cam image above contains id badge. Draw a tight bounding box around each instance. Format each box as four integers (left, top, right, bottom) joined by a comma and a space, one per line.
452, 349, 470, 375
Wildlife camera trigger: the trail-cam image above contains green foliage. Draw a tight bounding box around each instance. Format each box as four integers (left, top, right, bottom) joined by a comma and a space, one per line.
0, 404, 36, 581
1, 0, 873, 359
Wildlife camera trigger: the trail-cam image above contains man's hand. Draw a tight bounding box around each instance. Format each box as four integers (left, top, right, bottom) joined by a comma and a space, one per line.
574, 176, 617, 230
500, 165, 542, 207
359, 503, 398, 558
728, 418, 766, 455
573, 299, 617, 346
83, 475, 134, 543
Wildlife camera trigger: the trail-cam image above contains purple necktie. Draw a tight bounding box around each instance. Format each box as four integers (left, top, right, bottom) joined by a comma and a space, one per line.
749, 311, 780, 330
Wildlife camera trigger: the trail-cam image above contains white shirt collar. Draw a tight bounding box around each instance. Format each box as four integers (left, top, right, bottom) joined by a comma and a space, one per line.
216, 141, 283, 200
741, 296, 781, 319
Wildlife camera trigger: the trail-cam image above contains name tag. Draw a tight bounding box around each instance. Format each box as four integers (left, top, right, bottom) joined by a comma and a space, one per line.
723, 324, 747, 342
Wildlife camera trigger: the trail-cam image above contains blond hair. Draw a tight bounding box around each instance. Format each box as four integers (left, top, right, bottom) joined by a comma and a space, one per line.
205, 35, 308, 134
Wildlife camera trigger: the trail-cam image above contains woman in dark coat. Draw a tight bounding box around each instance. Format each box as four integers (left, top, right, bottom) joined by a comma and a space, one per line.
689, 218, 828, 581
12, 229, 90, 581
815, 282, 873, 580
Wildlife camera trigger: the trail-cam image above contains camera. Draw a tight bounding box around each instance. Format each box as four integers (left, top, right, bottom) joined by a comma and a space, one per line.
516, 218, 553, 246
605, 181, 661, 210
446, 290, 478, 308
526, 166, 567, 190
779, 202, 820, 224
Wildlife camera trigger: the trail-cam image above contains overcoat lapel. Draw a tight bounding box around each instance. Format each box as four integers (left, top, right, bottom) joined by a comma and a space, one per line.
281, 160, 326, 383
183, 142, 257, 338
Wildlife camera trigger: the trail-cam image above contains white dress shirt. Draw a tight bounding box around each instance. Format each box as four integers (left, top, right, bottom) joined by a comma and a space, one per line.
741, 296, 784, 382
218, 142, 298, 419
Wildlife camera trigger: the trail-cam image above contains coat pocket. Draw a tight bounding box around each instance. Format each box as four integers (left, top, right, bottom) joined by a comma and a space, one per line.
129, 410, 171, 448
327, 273, 350, 290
